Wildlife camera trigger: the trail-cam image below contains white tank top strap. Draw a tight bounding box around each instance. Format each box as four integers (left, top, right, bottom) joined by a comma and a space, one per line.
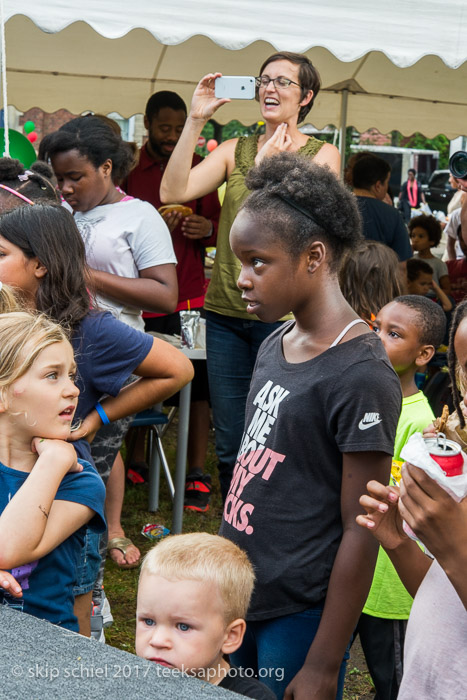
329, 319, 369, 348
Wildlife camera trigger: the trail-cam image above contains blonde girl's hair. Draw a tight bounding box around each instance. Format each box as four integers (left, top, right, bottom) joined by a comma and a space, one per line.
141, 533, 255, 623
339, 240, 403, 323
0, 310, 69, 404
0, 283, 21, 314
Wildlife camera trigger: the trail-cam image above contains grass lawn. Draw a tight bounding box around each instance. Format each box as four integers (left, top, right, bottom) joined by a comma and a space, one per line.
103, 417, 375, 699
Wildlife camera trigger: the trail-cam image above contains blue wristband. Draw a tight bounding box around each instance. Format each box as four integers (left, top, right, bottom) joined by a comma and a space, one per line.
95, 402, 110, 425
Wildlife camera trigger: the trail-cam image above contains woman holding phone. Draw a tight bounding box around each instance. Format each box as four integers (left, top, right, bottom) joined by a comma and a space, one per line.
161, 51, 340, 500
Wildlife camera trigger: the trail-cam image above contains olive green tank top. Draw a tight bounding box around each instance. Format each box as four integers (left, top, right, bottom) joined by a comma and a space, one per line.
204, 134, 324, 319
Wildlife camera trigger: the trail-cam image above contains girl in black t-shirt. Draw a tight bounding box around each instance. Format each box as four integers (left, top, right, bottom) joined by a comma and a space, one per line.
222, 152, 401, 699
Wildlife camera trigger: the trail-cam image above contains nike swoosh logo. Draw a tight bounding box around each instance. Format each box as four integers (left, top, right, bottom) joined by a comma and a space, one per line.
358, 419, 382, 430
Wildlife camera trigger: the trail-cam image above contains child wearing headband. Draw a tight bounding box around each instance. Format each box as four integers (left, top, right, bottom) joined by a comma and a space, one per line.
0, 158, 60, 210
220, 152, 402, 698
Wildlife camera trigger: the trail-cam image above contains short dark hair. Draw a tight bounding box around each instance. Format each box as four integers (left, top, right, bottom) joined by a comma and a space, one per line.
350, 153, 391, 190
241, 152, 362, 272
39, 116, 135, 184
406, 257, 433, 281
409, 214, 443, 247
145, 91, 187, 123
256, 52, 321, 123
393, 295, 446, 347
408, 168, 416, 176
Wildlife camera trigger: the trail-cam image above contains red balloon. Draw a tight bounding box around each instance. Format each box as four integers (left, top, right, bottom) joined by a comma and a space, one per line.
27, 131, 38, 143
207, 139, 218, 152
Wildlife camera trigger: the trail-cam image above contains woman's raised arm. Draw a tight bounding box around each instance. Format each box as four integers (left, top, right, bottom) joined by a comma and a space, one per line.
160, 73, 236, 202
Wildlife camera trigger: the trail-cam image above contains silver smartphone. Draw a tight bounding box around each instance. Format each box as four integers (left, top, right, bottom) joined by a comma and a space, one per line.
215, 76, 256, 100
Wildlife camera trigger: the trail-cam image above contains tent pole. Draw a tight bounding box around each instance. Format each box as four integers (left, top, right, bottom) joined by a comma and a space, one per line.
0, 0, 9, 157
339, 89, 348, 177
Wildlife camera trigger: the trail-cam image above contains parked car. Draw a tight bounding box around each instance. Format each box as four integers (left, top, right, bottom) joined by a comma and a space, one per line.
422, 170, 456, 213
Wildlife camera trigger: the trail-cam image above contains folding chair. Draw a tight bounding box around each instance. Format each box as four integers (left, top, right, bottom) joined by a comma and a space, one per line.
128, 405, 176, 511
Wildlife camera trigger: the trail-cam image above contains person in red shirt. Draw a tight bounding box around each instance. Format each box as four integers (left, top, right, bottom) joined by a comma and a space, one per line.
126, 91, 220, 512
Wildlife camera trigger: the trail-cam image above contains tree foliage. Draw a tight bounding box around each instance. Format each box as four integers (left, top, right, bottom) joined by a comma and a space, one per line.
400, 132, 450, 168
195, 119, 262, 157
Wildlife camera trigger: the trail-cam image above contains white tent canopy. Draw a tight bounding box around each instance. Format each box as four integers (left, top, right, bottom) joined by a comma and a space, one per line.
4, 1, 467, 138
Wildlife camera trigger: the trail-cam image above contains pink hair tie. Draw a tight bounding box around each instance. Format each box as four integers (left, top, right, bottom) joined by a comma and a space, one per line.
0, 184, 35, 205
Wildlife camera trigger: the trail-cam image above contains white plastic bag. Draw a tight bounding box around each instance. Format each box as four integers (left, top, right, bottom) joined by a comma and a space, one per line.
400, 432, 467, 551
419, 202, 432, 216
400, 432, 467, 502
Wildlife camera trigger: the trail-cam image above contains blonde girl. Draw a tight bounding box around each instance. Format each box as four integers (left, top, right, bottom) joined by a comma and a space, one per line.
0, 305, 106, 631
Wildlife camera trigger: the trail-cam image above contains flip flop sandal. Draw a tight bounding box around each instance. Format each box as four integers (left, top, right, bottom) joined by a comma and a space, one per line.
107, 537, 141, 569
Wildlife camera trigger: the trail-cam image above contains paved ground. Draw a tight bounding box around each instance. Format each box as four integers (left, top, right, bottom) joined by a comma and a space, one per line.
0, 607, 241, 699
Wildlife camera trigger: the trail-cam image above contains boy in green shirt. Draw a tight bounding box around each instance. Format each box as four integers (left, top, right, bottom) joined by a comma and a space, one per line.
357, 295, 446, 700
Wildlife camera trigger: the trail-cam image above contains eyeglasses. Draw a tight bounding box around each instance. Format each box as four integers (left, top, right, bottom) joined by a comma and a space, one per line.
255, 76, 301, 90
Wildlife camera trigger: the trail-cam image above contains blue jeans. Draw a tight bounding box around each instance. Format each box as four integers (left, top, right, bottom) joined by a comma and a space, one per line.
205, 310, 283, 501
231, 605, 350, 699
73, 528, 102, 596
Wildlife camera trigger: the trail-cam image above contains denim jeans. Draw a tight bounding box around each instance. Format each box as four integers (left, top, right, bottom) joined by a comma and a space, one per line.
205, 310, 283, 501
73, 527, 102, 596
231, 605, 350, 699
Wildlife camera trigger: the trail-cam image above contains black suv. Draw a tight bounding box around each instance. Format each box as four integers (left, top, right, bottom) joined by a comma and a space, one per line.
422, 170, 455, 214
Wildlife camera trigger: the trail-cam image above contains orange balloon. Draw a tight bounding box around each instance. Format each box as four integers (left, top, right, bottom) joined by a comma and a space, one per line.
207, 139, 218, 152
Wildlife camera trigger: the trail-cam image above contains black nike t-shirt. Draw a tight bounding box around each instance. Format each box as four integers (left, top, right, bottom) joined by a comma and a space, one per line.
220, 324, 401, 621
219, 666, 276, 699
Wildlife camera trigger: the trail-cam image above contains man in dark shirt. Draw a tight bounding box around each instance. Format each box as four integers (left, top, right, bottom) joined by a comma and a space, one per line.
126, 91, 221, 512
126, 91, 220, 312
351, 153, 412, 262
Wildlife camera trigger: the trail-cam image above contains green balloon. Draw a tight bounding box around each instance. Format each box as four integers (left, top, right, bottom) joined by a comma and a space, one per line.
23, 120, 35, 134
0, 129, 37, 168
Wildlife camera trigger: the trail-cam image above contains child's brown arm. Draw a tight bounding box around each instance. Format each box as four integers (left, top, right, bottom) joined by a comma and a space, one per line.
284, 451, 391, 700
89, 263, 178, 314
432, 280, 452, 311
438, 273, 451, 296
357, 478, 432, 596
399, 463, 467, 610
69, 338, 194, 442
